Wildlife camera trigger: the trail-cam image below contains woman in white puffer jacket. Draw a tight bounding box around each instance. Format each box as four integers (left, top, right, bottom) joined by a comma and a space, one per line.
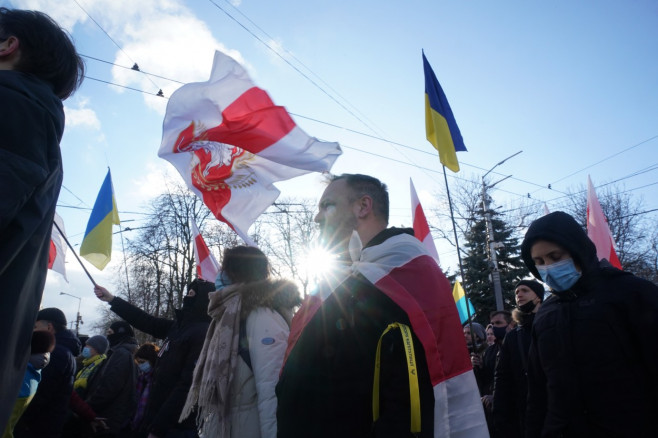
181, 246, 301, 438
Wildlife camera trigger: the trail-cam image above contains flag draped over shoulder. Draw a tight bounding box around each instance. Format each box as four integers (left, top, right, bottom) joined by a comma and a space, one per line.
48, 212, 68, 281
191, 218, 220, 282
159, 50, 342, 244
284, 233, 488, 437
452, 281, 475, 325
423, 51, 466, 173
80, 169, 120, 270
410, 178, 440, 265
587, 176, 622, 269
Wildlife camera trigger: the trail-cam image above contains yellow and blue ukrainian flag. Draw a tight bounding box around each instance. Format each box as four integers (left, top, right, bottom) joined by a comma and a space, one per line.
423, 51, 467, 173
452, 281, 475, 324
80, 169, 120, 270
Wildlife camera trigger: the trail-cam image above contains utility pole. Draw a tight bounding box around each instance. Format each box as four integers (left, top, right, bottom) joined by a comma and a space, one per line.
60, 292, 83, 336
481, 151, 522, 311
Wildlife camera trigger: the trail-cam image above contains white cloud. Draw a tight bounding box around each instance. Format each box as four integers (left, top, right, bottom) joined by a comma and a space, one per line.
130, 160, 183, 202
12, 0, 88, 31
64, 98, 102, 130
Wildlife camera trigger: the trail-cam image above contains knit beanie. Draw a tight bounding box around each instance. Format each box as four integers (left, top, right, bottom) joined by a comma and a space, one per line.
37, 308, 67, 327
515, 279, 545, 302
110, 320, 135, 338
86, 335, 110, 355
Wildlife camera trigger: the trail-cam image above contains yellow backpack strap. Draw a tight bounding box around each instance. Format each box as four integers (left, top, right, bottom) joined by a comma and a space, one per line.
372, 322, 421, 433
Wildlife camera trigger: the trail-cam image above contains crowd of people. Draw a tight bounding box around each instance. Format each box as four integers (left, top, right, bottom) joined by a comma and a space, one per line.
2, 5, 658, 438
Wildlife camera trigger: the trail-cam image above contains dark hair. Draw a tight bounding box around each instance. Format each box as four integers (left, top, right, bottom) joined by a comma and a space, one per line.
331, 173, 389, 223
221, 246, 270, 283
135, 343, 160, 365
0, 8, 84, 99
489, 310, 512, 324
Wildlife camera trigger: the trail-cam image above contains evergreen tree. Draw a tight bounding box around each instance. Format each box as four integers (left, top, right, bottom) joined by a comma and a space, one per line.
461, 189, 527, 324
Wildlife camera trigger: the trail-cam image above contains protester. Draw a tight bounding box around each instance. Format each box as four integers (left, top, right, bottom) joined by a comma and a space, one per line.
83, 322, 138, 436
15, 308, 81, 438
521, 211, 658, 437
180, 246, 301, 438
276, 174, 485, 437
0, 8, 85, 429
492, 280, 544, 438
475, 310, 512, 398
485, 324, 495, 346
2, 330, 55, 438
64, 334, 114, 437
126, 343, 159, 436
94, 280, 214, 438
463, 321, 486, 354
73, 335, 109, 397
475, 310, 513, 438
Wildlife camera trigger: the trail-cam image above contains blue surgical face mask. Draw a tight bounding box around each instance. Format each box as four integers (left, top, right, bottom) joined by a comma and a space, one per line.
81, 347, 92, 359
138, 361, 152, 373
215, 270, 232, 291
536, 258, 581, 292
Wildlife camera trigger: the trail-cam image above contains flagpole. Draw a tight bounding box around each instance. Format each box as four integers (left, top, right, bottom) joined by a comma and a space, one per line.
52, 221, 98, 287
118, 224, 132, 301
441, 166, 477, 345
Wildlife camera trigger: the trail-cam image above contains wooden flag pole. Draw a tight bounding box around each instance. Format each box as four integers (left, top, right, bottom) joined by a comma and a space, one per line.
52, 220, 98, 287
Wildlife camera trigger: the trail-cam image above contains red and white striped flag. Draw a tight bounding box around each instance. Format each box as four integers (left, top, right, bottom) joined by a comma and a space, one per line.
159, 50, 342, 244
48, 212, 68, 281
191, 218, 220, 282
410, 178, 440, 265
587, 176, 622, 269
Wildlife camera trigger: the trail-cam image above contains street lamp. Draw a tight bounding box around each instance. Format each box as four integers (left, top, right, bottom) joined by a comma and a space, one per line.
59, 292, 83, 336
481, 150, 522, 311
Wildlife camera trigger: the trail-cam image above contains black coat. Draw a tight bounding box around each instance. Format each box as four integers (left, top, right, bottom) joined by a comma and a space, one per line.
493, 313, 534, 438
276, 272, 435, 438
109, 290, 212, 438
15, 329, 81, 438
521, 211, 658, 437
0, 71, 64, 431
86, 338, 138, 434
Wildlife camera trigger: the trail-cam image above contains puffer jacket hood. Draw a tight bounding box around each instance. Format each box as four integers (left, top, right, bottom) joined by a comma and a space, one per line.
521, 211, 598, 280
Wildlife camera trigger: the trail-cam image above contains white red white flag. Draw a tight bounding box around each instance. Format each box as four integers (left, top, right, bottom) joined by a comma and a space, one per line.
159, 50, 342, 244
587, 175, 622, 269
410, 178, 440, 265
191, 218, 220, 282
49, 212, 68, 281
284, 233, 487, 437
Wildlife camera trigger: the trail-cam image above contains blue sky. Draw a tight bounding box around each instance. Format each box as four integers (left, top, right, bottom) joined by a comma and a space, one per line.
9, 0, 658, 330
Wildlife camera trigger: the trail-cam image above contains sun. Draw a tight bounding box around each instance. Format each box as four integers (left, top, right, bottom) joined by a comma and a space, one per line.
301, 246, 338, 285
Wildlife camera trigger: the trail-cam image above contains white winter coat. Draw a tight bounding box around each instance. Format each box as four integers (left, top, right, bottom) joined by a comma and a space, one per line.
228, 307, 290, 438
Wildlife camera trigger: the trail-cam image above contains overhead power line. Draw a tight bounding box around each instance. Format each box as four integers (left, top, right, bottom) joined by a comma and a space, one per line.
72, 0, 164, 96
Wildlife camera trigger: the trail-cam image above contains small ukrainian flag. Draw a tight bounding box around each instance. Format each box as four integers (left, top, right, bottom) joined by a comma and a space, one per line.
80, 169, 120, 270
452, 281, 475, 324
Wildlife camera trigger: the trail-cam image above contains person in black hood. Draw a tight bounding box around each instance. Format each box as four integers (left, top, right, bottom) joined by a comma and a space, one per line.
492, 279, 544, 438
94, 280, 214, 438
520, 211, 658, 437
15, 308, 82, 438
0, 7, 84, 430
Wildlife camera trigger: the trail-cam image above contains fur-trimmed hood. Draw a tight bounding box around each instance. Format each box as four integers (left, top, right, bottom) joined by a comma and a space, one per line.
237, 278, 301, 321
